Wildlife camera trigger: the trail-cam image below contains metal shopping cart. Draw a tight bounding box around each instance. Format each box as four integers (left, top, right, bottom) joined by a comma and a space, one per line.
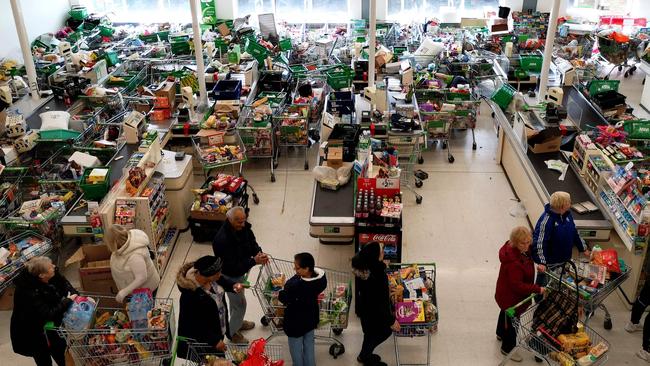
252, 257, 353, 359
387, 263, 438, 366
273, 104, 311, 170
46, 296, 176, 366
175, 339, 284, 366
547, 263, 631, 330
386, 132, 425, 204
596, 34, 645, 79
192, 131, 248, 177
500, 261, 611, 366
0, 231, 53, 293
238, 105, 279, 182
414, 89, 454, 164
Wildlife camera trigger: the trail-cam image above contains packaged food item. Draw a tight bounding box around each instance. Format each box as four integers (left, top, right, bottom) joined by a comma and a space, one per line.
589, 341, 609, 358
577, 354, 596, 366
271, 273, 286, 289
592, 249, 621, 273
395, 300, 425, 323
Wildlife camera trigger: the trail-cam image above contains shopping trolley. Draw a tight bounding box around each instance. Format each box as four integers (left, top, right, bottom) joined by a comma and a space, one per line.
0, 231, 53, 293
386, 132, 425, 204
46, 296, 176, 366
414, 89, 454, 164
273, 104, 311, 170
174, 338, 284, 366
501, 262, 611, 366
253, 257, 353, 359
546, 263, 631, 330
387, 263, 438, 366
597, 34, 644, 79
192, 132, 248, 177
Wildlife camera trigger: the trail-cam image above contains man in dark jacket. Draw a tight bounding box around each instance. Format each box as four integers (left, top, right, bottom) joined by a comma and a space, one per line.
495, 227, 544, 362
176, 256, 243, 358
212, 206, 269, 343
11, 256, 78, 366
279, 252, 327, 366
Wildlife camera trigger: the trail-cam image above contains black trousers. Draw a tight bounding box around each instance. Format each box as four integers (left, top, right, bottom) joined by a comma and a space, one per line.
358, 325, 392, 362
631, 280, 650, 350
33, 331, 66, 366
496, 310, 517, 353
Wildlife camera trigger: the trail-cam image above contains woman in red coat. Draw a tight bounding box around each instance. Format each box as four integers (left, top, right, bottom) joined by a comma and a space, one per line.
495, 226, 545, 362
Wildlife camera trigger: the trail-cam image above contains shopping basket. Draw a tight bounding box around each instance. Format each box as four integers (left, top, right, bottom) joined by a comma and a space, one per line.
46, 296, 176, 366
252, 257, 352, 359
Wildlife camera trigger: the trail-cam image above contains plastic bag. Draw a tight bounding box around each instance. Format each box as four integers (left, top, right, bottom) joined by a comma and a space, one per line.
592, 249, 621, 274
240, 338, 284, 366
337, 164, 352, 185
63, 296, 96, 332
313, 166, 339, 190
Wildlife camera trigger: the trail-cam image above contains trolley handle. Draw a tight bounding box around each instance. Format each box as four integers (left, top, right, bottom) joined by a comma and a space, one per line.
504, 293, 538, 318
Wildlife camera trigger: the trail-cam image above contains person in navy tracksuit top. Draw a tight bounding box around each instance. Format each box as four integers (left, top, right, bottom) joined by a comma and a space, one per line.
532, 192, 590, 292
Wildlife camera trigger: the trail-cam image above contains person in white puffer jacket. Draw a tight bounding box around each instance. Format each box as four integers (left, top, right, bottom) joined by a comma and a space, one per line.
107, 224, 160, 303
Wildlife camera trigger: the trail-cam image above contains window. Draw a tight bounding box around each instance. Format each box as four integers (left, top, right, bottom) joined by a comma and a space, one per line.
236, 0, 350, 23
567, 0, 632, 19
80, 0, 192, 23
386, 0, 499, 22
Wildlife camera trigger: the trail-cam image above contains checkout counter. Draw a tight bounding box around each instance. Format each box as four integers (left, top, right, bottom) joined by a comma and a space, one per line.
493, 90, 643, 307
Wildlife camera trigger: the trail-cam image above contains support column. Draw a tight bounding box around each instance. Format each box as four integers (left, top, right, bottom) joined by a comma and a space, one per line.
537, 0, 561, 102
190, 0, 208, 106
368, 0, 377, 88
10, 0, 40, 101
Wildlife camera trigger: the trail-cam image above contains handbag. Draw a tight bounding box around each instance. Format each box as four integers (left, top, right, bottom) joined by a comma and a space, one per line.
532, 261, 580, 339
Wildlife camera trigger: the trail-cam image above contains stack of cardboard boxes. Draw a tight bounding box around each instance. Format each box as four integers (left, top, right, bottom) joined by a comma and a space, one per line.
149, 79, 177, 122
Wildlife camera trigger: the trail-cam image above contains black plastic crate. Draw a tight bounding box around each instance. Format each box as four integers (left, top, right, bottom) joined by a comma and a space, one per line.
212, 79, 242, 101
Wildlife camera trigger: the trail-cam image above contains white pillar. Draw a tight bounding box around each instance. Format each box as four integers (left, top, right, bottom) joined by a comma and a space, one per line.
190, 0, 208, 106
537, 0, 561, 102
368, 0, 377, 88
10, 0, 40, 101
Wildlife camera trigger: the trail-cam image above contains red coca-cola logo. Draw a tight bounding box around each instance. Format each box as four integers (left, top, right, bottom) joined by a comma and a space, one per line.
359, 233, 398, 245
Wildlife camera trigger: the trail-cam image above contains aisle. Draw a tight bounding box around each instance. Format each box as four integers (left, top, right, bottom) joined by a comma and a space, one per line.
1, 74, 649, 365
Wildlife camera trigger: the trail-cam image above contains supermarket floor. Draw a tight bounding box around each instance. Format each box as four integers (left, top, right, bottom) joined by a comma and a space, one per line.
3, 72, 650, 365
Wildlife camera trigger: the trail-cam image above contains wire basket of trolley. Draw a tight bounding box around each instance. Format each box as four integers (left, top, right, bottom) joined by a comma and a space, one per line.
192, 130, 247, 178
45, 294, 176, 366
382, 130, 426, 205
500, 261, 611, 366
252, 257, 353, 359
172, 337, 284, 366
387, 263, 438, 366
546, 257, 631, 330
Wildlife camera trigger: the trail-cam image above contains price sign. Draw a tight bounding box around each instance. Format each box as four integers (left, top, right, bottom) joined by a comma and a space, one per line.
376, 178, 400, 190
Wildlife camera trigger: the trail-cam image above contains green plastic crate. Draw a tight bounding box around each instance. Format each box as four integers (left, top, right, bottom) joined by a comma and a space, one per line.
99, 25, 114, 37
246, 39, 270, 63
519, 55, 543, 72
588, 80, 620, 96
327, 72, 353, 90
139, 31, 170, 43
69, 7, 88, 21
491, 84, 516, 110
279, 38, 292, 52
38, 129, 81, 141
104, 51, 119, 67
514, 68, 529, 79
80, 166, 111, 201
623, 120, 650, 139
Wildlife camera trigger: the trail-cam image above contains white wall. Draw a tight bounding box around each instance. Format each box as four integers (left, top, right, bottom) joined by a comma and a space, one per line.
0, 0, 70, 62
501, 0, 569, 16
216, 0, 235, 19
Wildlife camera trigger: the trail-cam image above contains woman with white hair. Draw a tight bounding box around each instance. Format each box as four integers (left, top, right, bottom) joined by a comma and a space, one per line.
107, 224, 160, 303
10, 256, 78, 366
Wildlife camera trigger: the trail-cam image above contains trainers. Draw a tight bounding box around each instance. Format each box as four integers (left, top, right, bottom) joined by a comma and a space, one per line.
231, 332, 249, 344
626, 321, 643, 333
638, 349, 650, 362
240, 320, 255, 331
500, 349, 522, 362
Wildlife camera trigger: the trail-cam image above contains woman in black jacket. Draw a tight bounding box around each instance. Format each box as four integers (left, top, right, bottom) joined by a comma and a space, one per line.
352, 242, 400, 366
176, 255, 243, 358
279, 252, 327, 366
10, 256, 78, 366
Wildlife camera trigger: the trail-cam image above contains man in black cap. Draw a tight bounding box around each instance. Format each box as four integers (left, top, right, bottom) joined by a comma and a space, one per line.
176, 256, 244, 356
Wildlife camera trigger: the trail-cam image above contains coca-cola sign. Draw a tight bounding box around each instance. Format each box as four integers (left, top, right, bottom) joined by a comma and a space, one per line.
359, 233, 398, 245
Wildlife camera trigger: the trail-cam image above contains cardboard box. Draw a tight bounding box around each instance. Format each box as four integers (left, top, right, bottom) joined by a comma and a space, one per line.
150, 108, 172, 122
153, 96, 171, 109
154, 80, 177, 110
66, 244, 118, 297
529, 136, 562, 153
0, 286, 15, 311
327, 146, 343, 168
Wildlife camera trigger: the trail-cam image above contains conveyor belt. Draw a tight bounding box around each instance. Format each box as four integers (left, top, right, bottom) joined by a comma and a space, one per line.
311, 176, 355, 219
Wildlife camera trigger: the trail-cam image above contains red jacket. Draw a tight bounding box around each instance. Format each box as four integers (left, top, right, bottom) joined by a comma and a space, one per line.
495, 241, 541, 313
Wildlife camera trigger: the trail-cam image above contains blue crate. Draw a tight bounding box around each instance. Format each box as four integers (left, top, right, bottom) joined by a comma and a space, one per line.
212, 79, 242, 101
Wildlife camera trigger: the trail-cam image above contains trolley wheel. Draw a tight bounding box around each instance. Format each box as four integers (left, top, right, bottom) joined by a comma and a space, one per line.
535, 356, 543, 363
448, 155, 455, 164
260, 316, 270, 326
329, 344, 345, 358
618, 65, 623, 72
624, 71, 630, 78
472, 142, 477, 150
271, 174, 276, 183
415, 180, 423, 188
442, 141, 448, 149
491, 112, 495, 118
604, 75, 610, 80
304, 162, 309, 170
416, 196, 423, 204
332, 328, 343, 336
418, 156, 424, 164
604, 318, 612, 330
253, 194, 260, 205
273, 161, 279, 169
632, 65, 638, 72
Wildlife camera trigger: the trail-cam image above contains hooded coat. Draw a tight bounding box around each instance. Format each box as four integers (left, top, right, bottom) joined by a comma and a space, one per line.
354, 260, 395, 333
10, 269, 78, 356
176, 262, 236, 357
110, 229, 160, 297
212, 221, 262, 278
278, 268, 328, 337
532, 204, 587, 265
495, 241, 542, 315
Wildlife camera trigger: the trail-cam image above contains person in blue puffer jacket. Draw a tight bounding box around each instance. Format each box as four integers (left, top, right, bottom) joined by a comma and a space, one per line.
532, 192, 590, 293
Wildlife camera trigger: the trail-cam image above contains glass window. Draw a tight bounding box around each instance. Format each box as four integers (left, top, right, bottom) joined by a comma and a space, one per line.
80, 0, 191, 23
387, 0, 498, 21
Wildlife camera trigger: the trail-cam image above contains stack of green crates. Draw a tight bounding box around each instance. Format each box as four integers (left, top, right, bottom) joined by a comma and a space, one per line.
171, 36, 191, 55
80, 167, 111, 201
519, 54, 543, 73
326, 65, 353, 90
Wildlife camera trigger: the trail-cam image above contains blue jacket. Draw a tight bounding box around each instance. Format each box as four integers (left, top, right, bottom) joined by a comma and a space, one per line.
532, 204, 587, 265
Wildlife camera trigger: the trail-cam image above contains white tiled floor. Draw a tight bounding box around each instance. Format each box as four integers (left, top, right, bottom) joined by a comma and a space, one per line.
2, 71, 650, 365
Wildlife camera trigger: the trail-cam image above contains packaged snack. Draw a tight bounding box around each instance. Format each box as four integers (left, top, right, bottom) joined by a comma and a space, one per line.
395, 301, 425, 323
271, 273, 286, 289
589, 342, 608, 358
592, 249, 621, 273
